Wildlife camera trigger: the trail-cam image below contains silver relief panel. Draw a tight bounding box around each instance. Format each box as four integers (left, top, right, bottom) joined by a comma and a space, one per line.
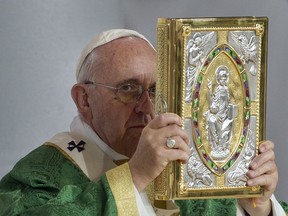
183, 118, 215, 188
229, 31, 259, 100
185, 32, 217, 103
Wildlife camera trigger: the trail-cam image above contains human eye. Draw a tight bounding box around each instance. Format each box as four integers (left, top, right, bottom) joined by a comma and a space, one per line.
149, 85, 156, 95
118, 83, 138, 93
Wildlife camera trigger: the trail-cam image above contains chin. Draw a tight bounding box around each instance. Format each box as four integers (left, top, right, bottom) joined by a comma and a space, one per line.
123, 135, 140, 158
127, 127, 143, 136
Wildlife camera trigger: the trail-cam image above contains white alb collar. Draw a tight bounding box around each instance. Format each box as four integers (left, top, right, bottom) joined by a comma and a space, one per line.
70, 115, 128, 161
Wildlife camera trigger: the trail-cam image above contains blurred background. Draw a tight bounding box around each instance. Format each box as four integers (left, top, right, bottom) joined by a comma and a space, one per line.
0, 0, 287, 202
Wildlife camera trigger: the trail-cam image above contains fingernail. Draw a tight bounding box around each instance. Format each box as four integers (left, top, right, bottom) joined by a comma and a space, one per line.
260, 145, 266, 152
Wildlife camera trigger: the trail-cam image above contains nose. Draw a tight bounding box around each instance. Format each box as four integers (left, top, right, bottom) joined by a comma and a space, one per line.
134, 91, 155, 116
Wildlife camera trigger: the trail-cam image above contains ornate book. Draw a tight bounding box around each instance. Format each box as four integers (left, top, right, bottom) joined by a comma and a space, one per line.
155, 17, 268, 200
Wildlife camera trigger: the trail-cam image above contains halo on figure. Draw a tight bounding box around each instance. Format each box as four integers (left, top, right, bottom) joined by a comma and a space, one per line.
215, 65, 230, 85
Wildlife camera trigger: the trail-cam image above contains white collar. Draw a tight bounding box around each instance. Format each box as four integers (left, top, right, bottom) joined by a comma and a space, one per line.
70, 115, 128, 161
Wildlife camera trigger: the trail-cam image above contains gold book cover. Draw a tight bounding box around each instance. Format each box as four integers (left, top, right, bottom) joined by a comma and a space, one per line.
154, 17, 268, 200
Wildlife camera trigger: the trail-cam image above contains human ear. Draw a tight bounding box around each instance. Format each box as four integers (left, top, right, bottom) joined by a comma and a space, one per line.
71, 84, 90, 115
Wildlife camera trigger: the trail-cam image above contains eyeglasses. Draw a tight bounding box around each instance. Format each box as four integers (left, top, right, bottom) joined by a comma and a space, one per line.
85, 81, 155, 104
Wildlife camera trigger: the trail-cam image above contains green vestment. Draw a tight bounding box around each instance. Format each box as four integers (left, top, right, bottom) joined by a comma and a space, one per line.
0, 142, 287, 215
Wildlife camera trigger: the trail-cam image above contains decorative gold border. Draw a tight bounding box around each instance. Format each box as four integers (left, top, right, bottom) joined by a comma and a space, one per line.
106, 163, 139, 215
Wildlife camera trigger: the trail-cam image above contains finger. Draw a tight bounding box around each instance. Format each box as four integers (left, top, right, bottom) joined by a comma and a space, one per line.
247, 173, 277, 191
154, 123, 189, 146
165, 136, 191, 154
165, 148, 190, 163
149, 113, 183, 129
175, 136, 191, 154
259, 140, 274, 153
250, 149, 275, 170
247, 160, 277, 179
161, 124, 189, 144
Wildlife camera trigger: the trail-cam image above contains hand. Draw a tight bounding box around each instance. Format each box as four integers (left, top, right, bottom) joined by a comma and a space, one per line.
128, 113, 190, 192
238, 140, 278, 215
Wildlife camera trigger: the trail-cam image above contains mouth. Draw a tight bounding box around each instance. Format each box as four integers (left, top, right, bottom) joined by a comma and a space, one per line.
129, 124, 147, 129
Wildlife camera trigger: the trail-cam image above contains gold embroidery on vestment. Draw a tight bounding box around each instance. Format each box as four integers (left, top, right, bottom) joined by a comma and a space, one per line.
106, 163, 139, 216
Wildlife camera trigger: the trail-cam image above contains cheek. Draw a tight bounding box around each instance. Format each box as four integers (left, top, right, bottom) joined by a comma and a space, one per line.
93, 102, 132, 139
104, 112, 126, 134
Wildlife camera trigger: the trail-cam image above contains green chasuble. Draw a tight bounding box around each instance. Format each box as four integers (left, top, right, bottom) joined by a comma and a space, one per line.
0, 145, 119, 215
1, 144, 287, 215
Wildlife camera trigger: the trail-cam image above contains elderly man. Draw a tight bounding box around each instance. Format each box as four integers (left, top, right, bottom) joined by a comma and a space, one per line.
0, 29, 287, 215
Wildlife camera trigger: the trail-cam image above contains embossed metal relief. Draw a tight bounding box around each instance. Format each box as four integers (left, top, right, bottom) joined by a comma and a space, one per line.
155, 17, 268, 200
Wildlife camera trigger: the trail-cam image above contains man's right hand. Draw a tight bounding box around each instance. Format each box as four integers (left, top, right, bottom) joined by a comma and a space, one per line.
128, 113, 191, 192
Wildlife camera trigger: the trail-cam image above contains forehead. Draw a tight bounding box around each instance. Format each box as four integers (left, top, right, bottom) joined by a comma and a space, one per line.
94, 37, 156, 85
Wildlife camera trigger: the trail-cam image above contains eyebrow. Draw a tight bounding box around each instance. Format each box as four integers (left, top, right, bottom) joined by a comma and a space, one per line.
115, 79, 156, 87
116, 78, 139, 85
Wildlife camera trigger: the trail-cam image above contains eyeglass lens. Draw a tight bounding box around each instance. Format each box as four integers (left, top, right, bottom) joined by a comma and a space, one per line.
116, 84, 155, 103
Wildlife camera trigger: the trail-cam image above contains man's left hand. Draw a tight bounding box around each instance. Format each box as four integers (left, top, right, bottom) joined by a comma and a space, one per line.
238, 140, 278, 215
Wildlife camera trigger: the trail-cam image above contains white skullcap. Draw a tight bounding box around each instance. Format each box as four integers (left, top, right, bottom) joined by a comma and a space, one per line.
76, 29, 154, 82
